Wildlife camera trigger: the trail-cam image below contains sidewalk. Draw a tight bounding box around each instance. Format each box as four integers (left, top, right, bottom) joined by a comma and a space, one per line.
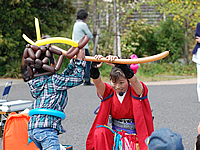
0, 79, 25, 86
0, 78, 197, 86
144, 78, 197, 85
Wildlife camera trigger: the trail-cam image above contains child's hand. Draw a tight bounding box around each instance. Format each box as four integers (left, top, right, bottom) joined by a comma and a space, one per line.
76, 48, 85, 61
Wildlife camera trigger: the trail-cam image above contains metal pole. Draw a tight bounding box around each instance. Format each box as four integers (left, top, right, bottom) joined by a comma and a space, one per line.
92, 0, 97, 55
117, 10, 121, 58
113, 0, 117, 56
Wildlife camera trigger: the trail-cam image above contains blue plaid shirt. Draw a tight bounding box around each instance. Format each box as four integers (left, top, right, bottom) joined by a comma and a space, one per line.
27, 59, 86, 134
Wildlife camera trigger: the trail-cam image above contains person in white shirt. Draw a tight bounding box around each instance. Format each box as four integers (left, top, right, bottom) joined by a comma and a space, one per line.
192, 23, 200, 102
72, 9, 93, 85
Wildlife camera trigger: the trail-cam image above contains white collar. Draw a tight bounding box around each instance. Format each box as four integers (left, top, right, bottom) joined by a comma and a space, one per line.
116, 88, 128, 104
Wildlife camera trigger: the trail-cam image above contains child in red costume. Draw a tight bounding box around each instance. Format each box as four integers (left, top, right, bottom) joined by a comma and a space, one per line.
86, 55, 154, 150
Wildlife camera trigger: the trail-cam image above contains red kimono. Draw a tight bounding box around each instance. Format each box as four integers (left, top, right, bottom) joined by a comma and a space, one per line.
86, 82, 154, 150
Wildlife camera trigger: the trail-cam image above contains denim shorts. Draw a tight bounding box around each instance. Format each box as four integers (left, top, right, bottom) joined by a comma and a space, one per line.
28, 128, 60, 150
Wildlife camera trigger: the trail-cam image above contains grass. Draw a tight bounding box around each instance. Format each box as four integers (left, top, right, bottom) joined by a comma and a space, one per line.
99, 61, 197, 82
1, 60, 197, 83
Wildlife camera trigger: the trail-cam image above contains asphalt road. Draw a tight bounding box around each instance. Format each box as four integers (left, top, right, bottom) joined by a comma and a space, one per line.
0, 78, 199, 150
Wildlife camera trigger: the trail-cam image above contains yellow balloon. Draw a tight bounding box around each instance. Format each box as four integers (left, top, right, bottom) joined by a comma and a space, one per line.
35, 37, 79, 47
35, 17, 41, 41
22, 34, 36, 45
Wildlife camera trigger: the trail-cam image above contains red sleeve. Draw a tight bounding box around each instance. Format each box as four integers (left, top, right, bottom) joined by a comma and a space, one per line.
97, 82, 114, 100
130, 81, 148, 98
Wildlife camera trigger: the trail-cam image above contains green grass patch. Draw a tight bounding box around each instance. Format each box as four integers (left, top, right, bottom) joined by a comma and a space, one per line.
99, 62, 197, 82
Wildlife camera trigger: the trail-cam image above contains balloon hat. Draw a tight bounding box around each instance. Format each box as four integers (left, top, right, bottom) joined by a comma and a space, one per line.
22, 17, 89, 79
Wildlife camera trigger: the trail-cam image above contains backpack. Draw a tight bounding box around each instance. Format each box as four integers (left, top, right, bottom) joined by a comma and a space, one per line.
3, 112, 39, 150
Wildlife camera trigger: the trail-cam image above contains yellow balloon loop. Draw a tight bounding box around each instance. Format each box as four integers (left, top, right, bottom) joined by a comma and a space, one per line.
35, 37, 79, 47
35, 17, 41, 41
22, 34, 36, 45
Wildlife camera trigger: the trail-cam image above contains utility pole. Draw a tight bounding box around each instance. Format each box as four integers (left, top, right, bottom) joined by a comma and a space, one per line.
92, 0, 97, 56
93, 11, 103, 56
113, 0, 117, 56
117, 12, 121, 58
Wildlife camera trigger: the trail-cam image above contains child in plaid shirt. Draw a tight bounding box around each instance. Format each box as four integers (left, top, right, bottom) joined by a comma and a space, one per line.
27, 48, 86, 150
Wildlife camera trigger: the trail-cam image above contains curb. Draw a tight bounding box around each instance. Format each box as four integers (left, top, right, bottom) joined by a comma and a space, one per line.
144, 78, 197, 85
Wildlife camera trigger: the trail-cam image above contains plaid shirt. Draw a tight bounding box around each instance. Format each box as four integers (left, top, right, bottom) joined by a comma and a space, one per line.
27, 59, 86, 134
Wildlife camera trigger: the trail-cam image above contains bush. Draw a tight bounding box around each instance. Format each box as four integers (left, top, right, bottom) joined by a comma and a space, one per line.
121, 19, 156, 58
4, 59, 22, 78
155, 18, 184, 62
0, 0, 75, 77
120, 18, 185, 62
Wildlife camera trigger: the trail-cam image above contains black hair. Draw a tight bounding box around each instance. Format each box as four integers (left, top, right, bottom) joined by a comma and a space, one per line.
77, 9, 88, 20
110, 67, 126, 82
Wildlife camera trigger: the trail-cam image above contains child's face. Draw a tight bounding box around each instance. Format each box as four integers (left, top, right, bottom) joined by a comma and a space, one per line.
110, 77, 129, 95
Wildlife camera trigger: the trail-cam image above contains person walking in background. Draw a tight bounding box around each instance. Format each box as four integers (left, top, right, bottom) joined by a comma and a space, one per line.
72, 9, 93, 86
192, 23, 200, 102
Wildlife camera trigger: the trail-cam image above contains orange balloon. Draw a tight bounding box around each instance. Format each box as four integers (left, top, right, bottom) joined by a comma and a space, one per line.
52, 45, 169, 64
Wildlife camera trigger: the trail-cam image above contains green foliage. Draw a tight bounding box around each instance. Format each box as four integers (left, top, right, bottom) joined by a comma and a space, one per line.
0, 56, 8, 76
0, 0, 75, 76
86, 0, 199, 64
147, 0, 200, 29
121, 19, 156, 58
139, 61, 196, 77
99, 63, 113, 77
154, 18, 185, 62
4, 59, 22, 78
146, 0, 200, 62
120, 18, 185, 62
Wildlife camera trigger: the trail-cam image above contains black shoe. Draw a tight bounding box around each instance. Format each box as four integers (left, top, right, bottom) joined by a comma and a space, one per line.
84, 82, 94, 86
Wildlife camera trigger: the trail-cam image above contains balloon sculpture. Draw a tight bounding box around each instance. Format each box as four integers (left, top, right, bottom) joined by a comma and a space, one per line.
130, 54, 140, 74
22, 17, 170, 80
23, 35, 89, 79
22, 17, 89, 79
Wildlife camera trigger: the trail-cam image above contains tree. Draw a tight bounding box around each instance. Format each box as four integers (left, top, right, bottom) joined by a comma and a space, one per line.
146, 0, 200, 63
0, 0, 75, 76
84, 0, 143, 56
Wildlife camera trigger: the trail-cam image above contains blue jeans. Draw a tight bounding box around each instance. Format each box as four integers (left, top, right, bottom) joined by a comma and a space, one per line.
84, 49, 91, 83
28, 128, 60, 150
